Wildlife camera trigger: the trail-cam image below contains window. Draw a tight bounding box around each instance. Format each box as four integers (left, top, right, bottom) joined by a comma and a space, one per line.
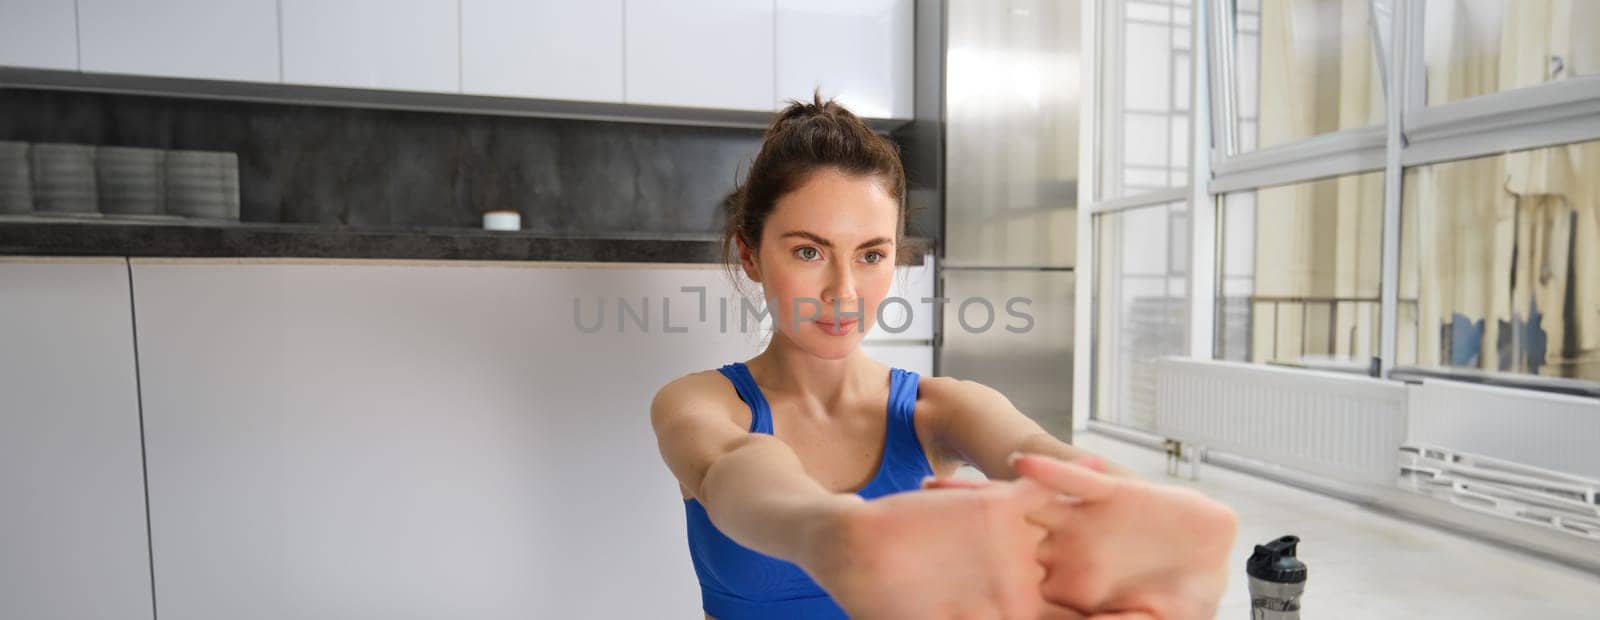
1099, 0, 1193, 198
1093, 202, 1189, 430
1421, 0, 1600, 106
1399, 138, 1600, 382
1216, 172, 1386, 371
1228, 0, 1386, 153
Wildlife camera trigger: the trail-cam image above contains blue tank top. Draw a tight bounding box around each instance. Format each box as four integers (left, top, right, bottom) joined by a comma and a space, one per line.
683, 362, 935, 619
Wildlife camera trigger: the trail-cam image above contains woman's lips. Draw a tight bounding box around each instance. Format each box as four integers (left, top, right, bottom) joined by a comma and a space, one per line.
814, 319, 858, 336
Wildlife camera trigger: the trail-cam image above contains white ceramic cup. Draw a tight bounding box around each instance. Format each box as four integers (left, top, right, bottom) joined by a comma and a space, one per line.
483, 210, 521, 231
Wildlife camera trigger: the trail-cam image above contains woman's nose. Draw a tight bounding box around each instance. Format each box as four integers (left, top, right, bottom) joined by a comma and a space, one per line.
822, 264, 859, 309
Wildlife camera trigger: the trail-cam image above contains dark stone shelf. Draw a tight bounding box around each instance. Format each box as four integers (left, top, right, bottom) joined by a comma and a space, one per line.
0, 218, 724, 263
0, 217, 934, 265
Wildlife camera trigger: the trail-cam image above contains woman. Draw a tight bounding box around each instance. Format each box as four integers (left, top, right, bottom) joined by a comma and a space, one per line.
651, 95, 1237, 619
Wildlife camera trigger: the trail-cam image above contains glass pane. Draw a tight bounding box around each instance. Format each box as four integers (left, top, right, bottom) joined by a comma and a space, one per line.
1230, 0, 1386, 153
1399, 138, 1600, 383
1092, 201, 1190, 431
1215, 171, 1385, 372
1422, 0, 1600, 106
1099, 0, 1192, 199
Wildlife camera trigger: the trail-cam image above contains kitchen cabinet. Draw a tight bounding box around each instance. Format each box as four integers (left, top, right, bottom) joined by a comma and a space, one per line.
280, 0, 460, 93
9, 0, 915, 120
77, 0, 279, 81
129, 260, 775, 617
624, 0, 774, 111
0, 259, 154, 620
0, 0, 78, 70
461, 0, 624, 102
775, 0, 913, 119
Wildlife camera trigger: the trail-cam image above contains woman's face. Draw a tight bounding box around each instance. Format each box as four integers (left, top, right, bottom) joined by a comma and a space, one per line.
742, 168, 899, 360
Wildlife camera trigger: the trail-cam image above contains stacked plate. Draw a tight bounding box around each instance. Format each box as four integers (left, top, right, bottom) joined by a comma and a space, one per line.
31, 143, 100, 217
97, 146, 172, 219
165, 150, 240, 220
0, 142, 241, 221
0, 141, 30, 215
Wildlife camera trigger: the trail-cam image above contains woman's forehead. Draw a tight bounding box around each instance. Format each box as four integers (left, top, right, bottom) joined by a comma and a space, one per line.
766, 169, 899, 239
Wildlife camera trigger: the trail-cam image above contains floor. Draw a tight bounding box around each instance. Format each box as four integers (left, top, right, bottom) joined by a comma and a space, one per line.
1072, 433, 1600, 619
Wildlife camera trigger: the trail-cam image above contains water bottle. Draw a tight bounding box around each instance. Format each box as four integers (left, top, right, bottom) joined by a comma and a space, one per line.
1247, 535, 1306, 619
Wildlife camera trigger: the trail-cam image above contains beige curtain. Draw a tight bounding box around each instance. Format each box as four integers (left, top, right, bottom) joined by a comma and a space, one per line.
1250, 0, 1384, 364
1412, 0, 1600, 379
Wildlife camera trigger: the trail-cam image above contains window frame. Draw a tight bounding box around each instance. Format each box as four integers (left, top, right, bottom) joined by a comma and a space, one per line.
1195, 0, 1600, 386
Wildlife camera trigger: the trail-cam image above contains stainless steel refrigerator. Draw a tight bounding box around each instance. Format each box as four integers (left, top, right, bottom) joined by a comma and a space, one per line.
938, 0, 1079, 439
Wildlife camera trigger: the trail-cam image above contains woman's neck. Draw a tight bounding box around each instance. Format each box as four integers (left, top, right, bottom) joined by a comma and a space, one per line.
745, 334, 885, 417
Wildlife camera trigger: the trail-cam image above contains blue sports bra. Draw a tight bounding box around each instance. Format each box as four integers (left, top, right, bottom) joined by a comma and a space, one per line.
683, 362, 935, 619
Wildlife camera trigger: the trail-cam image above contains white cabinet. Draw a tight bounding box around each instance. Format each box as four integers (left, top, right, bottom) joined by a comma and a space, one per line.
624, 0, 774, 111
0, 0, 78, 70
776, 0, 913, 119
130, 260, 783, 617
77, 0, 279, 81
0, 259, 154, 620
462, 0, 623, 102
31, 0, 914, 118
280, 0, 460, 93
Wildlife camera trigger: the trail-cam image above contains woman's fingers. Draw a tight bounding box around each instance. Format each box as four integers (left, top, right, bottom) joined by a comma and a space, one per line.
1072, 455, 1108, 473
1012, 453, 1120, 502
919, 475, 991, 491
1038, 600, 1089, 620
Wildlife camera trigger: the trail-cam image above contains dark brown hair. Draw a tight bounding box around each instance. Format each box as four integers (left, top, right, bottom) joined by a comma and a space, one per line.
720, 93, 911, 289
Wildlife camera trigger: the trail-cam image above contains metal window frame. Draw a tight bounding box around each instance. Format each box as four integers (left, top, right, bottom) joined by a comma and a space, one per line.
1402, 78, 1600, 166
1081, 0, 1208, 431
1196, 0, 1600, 378
1077, 0, 1600, 571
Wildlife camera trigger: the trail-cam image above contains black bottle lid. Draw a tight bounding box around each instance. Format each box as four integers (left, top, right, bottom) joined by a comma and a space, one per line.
1247, 535, 1307, 584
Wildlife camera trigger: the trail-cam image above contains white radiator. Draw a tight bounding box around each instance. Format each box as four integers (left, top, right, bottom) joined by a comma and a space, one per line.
1152, 358, 1409, 487
1407, 379, 1600, 481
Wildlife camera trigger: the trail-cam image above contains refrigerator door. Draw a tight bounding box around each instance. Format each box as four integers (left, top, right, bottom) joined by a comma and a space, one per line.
944, 0, 1079, 269
938, 0, 1080, 440
939, 269, 1075, 439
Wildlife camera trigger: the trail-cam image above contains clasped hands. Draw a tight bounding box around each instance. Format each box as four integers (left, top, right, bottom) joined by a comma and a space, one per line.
803, 453, 1238, 619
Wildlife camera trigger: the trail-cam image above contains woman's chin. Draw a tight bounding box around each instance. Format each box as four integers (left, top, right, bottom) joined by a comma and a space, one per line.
805, 333, 867, 359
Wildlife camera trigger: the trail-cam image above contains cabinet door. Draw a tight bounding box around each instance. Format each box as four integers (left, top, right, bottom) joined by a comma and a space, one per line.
281, 0, 460, 93
0, 259, 154, 620
129, 261, 779, 617
776, 0, 913, 119
462, 0, 623, 102
0, 0, 78, 70
77, 0, 279, 81
624, 0, 773, 111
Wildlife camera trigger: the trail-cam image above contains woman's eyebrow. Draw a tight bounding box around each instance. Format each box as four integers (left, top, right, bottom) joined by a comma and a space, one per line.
779, 231, 896, 249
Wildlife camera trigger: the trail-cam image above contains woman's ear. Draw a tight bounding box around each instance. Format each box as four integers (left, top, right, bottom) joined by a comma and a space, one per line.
737, 234, 762, 284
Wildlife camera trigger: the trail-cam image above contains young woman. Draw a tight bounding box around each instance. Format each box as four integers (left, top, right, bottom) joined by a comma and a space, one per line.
651, 96, 1237, 620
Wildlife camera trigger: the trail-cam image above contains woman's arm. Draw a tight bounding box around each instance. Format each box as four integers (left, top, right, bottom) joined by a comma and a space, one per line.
920, 376, 1139, 479
650, 371, 860, 568
651, 371, 1078, 619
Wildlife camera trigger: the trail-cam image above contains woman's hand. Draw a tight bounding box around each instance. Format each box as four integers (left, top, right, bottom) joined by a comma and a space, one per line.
800, 477, 1082, 620
924, 455, 1238, 620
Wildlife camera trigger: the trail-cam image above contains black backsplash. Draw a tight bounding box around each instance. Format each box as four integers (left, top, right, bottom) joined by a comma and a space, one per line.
0, 88, 774, 237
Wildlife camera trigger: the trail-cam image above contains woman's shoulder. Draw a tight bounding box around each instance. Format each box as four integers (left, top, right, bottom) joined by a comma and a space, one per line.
912, 374, 1004, 409
908, 374, 1019, 430
650, 368, 752, 431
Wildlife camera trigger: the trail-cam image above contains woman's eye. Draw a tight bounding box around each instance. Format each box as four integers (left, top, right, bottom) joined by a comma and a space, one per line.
795, 247, 821, 261
863, 251, 885, 264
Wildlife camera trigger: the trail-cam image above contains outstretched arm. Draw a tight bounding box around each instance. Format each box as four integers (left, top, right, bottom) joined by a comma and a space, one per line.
651, 371, 1081, 619
650, 371, 858, 568
921, 376, 1138, 480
